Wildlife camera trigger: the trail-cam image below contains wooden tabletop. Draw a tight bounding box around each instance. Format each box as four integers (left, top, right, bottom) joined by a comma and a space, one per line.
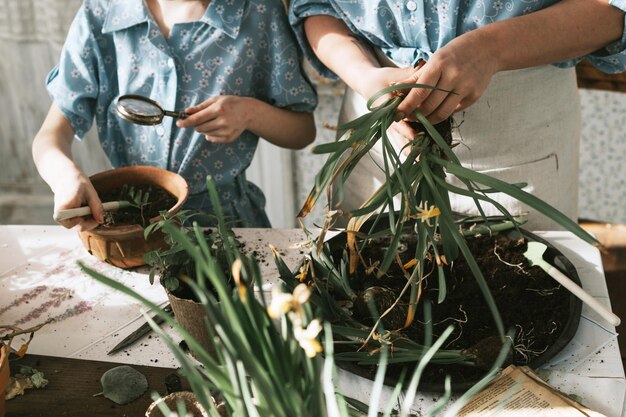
5, 354, 187, 417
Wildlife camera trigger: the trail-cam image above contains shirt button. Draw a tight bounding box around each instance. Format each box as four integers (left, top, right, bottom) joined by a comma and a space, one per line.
406, 1, 417, 11
167, 58, 175, 68
156, 126, 165, 136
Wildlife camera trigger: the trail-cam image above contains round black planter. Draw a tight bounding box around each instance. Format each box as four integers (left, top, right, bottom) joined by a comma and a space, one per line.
321, 218, 582, 393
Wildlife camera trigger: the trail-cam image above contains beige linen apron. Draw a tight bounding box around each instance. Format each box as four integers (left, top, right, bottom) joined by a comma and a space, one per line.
336, 63, 581, 231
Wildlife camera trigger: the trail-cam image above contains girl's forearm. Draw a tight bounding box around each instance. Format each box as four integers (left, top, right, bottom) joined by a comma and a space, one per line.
244, 98, 316, 149
32, 105, 82, 192
479, 0, 625, 72
303, 15, 381, 96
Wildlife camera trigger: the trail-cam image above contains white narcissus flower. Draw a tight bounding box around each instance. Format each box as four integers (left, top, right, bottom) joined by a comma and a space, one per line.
267, 283, 311, 319
294, 319, 323, 358
267, 289, 294, 319
292, 283, 311, 305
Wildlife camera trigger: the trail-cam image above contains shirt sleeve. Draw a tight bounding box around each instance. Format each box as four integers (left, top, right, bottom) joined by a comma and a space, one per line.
46, 4, 102, 139
261, 1, 318, 112
288, 0, 341, 80
555, 0, 626, 73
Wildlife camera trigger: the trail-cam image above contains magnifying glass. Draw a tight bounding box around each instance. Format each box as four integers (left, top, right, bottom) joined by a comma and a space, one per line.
115, 94, 188, 126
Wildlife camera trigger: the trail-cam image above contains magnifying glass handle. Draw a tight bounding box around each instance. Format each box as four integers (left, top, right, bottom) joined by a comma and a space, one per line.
163, 110, 188, 119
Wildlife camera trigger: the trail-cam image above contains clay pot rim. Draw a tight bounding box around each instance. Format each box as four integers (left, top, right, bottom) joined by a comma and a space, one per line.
87, 165, 189, 235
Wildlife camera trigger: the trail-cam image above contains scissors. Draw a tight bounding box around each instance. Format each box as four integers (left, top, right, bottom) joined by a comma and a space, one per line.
108, 304, 174, 355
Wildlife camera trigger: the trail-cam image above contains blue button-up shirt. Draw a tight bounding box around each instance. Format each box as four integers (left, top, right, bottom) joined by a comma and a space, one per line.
47, 0, 317, 227
289, 0, 626, 78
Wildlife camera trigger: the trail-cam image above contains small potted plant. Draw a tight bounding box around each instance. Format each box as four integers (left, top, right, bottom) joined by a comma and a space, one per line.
142, 176, 246, 358
77, 165, 189, 269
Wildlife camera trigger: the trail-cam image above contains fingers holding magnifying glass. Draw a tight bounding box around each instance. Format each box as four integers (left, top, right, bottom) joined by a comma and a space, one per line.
177, 96, 248, 143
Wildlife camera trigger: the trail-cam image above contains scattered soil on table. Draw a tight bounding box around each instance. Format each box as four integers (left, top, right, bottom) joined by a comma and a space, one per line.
99, 185, 177, 227
329, 230, 576, 390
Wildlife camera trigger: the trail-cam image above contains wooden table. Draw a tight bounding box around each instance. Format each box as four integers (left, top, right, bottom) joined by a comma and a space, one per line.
1, 225, 625, 416
7, 354, 186, 417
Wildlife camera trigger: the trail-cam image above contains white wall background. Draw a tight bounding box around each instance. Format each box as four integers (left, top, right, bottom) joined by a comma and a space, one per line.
0, 0, 624, 227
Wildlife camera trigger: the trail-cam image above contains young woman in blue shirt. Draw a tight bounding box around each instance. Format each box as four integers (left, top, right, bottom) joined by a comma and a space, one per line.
290, 0, 626, 229
33, 0, 317, 230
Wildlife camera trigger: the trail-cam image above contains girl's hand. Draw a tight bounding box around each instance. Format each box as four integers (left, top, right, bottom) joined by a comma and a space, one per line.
395, 31, 498, 124
177, 96, 251, 143
53, 171, 103, 231
356, 66, 416, 107
387, 119, 421, 155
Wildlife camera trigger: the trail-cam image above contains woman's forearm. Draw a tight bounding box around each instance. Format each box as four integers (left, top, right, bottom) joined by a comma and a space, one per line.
480, 0, 625, 72
244, 98, 316, 149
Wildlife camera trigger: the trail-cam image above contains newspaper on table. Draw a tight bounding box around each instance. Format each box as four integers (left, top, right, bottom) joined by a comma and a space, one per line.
458, 365, 605, 417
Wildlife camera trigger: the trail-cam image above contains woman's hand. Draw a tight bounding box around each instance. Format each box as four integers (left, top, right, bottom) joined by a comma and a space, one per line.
395, 31, 498, 124
177, 96, 251, 143
52, 170, 104, 231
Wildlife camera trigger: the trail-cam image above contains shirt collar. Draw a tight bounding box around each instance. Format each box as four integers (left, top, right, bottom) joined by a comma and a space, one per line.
102, 0, 246, 39
102, 0, 150, 34
200, 1, 246, 39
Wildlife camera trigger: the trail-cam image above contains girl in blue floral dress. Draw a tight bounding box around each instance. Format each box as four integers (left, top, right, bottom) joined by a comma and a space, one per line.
290, 0, 626, 230
33, 0, 317, 230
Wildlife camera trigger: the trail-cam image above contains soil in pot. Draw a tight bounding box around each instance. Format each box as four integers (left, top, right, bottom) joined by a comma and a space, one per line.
325, 226, 581, 391
99, 184, 178, 228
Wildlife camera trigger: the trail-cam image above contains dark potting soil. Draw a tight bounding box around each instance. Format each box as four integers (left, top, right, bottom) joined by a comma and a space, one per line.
99, 185, 177, 227
330, 230, 575, 390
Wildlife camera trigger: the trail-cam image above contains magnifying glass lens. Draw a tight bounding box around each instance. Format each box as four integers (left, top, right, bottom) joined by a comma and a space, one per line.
118, 97, 162, 117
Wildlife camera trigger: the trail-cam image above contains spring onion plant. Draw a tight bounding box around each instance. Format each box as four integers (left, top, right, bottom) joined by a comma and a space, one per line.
298, 83, 599, 337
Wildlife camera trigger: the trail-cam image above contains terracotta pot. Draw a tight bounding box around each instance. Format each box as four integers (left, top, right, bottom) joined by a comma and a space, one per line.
145, 391, 210, 417
167, 292, 215, 360
0, 344, 9, 417
78, 166, 189, 269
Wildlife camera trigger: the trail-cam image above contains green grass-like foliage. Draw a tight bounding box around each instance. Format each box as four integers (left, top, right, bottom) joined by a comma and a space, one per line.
298, 83, 599, 337
81, 176, 511, 416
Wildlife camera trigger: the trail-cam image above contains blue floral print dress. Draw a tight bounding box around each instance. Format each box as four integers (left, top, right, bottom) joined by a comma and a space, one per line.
47, 0, 317, 227
289, 0, 626, 77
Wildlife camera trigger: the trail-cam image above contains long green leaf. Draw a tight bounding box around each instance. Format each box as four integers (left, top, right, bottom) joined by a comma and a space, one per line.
431, 155, 598, 245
